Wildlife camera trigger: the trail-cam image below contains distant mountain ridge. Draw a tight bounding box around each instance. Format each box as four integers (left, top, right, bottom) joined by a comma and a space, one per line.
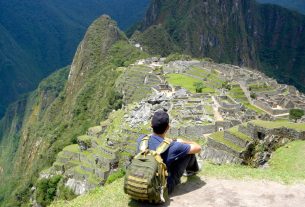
0, 0, 150, 118
257, 0, 305, 14
133, 0, 305, 92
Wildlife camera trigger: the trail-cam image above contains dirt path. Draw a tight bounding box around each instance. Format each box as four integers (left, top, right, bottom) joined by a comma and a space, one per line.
141, 177, 305, 207
169, 177, 305, 207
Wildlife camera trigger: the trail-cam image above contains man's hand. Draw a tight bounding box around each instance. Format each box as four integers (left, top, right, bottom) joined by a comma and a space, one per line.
176, 139, 202, 154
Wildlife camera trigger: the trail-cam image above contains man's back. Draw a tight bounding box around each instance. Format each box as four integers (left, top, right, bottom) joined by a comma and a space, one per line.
135, 110, 201, 194
137, 134, 190, 167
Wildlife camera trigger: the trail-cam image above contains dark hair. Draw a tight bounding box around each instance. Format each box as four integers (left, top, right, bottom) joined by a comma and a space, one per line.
151, 110, 169, 134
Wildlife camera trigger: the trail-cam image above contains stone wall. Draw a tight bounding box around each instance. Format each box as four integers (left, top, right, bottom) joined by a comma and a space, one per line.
238, 125, 255, 138
201, 146, 243, 164
253, 100, 289, 115
215, 121, 232, 131
169, 124, 215, 138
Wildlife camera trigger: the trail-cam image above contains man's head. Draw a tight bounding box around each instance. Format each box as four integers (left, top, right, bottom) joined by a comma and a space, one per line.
151, 110, 169, 135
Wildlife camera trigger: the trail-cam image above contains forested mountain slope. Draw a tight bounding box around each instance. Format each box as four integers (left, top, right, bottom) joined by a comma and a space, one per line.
0, 15, 148, 206
134, 0, 305, 91
0, 0, 150, 118
257, 0, 305, 14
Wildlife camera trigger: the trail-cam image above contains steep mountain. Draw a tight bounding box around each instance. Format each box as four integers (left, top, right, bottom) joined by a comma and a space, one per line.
133, 0, 305, 91
257, 0, 305, 14
0, 0, 150, 118
0, 16, 148, 206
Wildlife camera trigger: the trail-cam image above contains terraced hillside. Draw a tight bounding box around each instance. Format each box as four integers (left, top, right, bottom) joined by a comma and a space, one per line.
203, 120, 305, 166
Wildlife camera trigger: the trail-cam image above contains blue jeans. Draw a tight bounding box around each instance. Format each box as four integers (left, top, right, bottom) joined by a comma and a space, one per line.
167, 154, 199, 194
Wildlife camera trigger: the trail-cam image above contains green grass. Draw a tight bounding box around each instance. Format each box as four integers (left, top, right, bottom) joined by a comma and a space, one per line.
166, 74, 214, 93
250, 120, 305, 132
187, 67, 224, 88
63, 145, 81, 153
166, 73, 201, 93
209, 131, 244, 152
50, 140, 305, 207
228, 127, 253, 142
201, 140, 305, 184
228, 85, 264, 114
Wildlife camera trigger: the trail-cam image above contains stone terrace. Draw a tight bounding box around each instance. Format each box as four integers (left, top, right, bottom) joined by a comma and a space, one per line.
202, 120, 305, 165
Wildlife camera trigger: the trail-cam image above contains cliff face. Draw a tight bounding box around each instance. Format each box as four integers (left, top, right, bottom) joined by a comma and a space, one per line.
136, 0, 305, 91
0, 16, 147, 206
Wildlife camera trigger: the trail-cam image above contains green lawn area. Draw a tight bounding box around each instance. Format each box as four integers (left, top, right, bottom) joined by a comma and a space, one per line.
166, 73, 215, 93
250, 120, 305, 132
209, 131, 244, 152
50, 141, 305, 207
228, 127, 252, 142
228, 85, 264, 114
200, 140, 305, 184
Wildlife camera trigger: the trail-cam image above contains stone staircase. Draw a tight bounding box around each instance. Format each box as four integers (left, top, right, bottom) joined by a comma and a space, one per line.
202, 125, 254, 164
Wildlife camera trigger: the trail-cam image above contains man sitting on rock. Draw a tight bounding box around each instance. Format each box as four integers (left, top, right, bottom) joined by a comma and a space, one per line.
137, 110, 202, 194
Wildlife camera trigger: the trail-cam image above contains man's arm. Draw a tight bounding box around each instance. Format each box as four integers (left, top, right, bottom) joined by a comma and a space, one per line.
177, 139, 201, 154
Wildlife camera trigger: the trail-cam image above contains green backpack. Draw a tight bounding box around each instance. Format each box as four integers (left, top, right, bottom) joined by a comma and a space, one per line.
124, 135, 171, 203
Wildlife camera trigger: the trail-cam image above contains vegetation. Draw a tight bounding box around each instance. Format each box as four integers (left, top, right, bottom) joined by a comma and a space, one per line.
139, 0, 305, 93
251, 120, 305, 132
164, 53, 192, 63
132, 25, 180, 56
248, 83, 272, 92
250, 92, 257, 99
257, 0, 305, 14
193, 82, 204, 93
166, 74, 215, 93
0, 0, 150, 118
209, 131, 244, 152
106, 169, 126, 184
289, 109, 305, 123
228, 84, 264, 114
221, 81, 231, 90
36, 176, 62, 207
50, 140, 305, 207
0, 17, 149, 206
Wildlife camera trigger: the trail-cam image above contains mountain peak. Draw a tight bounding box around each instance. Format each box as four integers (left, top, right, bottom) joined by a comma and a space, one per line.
67, 15, 126, 95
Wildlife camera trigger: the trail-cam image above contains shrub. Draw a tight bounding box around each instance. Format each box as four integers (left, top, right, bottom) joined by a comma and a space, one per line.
193, 82, 204, 93
289, 109, 305, 123
106, 169, 125, 184
36, 175, 62, 207
250, 92, 257, 99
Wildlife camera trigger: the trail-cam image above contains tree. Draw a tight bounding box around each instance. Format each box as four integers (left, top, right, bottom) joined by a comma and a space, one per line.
289, 109, 305, 123
222, 81, 231, 90
193, 82, 204, 93
250, 92, 257, 99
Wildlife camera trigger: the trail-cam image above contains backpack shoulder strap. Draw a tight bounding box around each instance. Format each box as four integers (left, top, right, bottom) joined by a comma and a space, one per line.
156, 138, 171, 155
139, 135, 149, 152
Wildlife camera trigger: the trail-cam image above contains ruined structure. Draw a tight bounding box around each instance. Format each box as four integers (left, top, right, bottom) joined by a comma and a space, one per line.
41, 59, 305, 195
202, 120, 305, 166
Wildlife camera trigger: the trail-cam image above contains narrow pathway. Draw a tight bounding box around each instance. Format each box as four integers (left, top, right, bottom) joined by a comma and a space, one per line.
211, 96, 223, 121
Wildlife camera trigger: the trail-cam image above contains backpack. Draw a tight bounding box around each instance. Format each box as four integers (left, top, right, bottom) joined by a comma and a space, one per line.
124, 135, 171, 203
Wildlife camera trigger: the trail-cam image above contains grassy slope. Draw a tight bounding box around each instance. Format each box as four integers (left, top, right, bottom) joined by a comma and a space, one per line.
51, 140, 305, 207
251, 120, 305, 131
